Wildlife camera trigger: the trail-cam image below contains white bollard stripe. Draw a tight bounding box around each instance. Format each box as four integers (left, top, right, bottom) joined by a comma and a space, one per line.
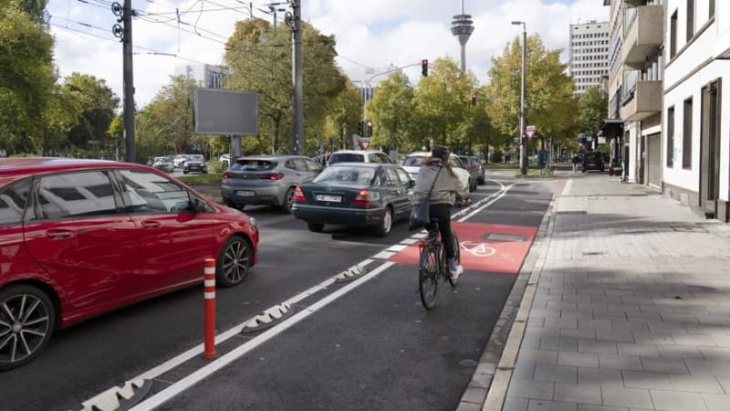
204, 279, 215, 287
204, 267, 216, 275
204, 292, 215, 299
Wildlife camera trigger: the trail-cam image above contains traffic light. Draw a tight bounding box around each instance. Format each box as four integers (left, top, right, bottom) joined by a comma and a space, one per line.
471, 94, 477, 106
357, 120, 364, 136
421, 59, 428, 77
367, 121, 373, 137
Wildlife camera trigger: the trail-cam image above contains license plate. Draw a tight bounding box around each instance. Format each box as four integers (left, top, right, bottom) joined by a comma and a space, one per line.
237, 191, 255, 197
316, 194, 341, 202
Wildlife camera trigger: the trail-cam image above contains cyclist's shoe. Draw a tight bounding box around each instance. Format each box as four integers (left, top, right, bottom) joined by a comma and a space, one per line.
448, 259, 463, 280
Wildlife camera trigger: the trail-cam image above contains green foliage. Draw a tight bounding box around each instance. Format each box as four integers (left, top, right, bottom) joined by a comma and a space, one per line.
484, 35, 577, 152
139, 75, 197, 157
61, 73, 119, 155
367, 71, 413, 151
578, 87, 608, 134
0, 0, 56, 153
323, 82, 362, 152
225, 20, 346, 155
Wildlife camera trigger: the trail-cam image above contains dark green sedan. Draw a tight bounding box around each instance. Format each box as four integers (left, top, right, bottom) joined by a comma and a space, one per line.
292, 163, 414, 237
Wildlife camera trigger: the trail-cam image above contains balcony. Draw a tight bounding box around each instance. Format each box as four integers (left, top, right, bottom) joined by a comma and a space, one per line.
622, 5, 663, 69
620, 80, 662, 121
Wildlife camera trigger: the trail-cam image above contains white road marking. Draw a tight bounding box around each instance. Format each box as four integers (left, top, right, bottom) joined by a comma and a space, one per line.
458, 184, 514, 222
129, 262, 396, 411
373, 251, 396, 259
386, 244, 409, 252
400, 238, 418, 245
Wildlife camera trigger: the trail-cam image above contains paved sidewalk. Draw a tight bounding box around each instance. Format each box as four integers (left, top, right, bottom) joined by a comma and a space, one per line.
494, 173, 730, 411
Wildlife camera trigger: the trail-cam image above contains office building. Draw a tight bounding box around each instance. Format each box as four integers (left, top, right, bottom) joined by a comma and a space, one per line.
175, 63, 226, 89
568, 21, 610, 97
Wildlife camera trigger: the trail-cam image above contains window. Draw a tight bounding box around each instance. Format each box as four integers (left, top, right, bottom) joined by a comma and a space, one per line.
38, 171, 118, 220
0, 179, 31, 225
118, 170, 193, 213
670, 10, 678, 58
686, 0, 694, 42
683, 98, 693, 169
395, 168, 411, 185
667, 107, 675, 167
383, 168, 400, 187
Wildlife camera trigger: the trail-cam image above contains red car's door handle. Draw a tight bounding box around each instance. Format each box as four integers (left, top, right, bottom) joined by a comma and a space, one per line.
141, 221, 161, 229
46, 229, 74, 239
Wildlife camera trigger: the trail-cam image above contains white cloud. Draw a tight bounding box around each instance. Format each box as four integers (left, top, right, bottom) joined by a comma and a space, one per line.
47, 0, 607, 108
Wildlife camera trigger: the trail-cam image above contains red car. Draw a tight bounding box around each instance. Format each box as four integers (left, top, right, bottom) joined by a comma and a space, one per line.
0, 158, 259, 370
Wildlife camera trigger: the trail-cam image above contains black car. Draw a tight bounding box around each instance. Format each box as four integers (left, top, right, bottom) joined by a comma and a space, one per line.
292, 163, 413, 237
582, 152, 605, 172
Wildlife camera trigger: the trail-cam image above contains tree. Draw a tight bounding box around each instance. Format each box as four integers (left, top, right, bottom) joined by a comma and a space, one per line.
62, 73, 120, 156
141, 75, 197, 156
324, 82, 362, 152
485, 35, 576, 153
577, 87, 608, 134
411, 57, 478, 149
225, 19, 346, 155
0, 0, 56, 153
367, 72, 413, 152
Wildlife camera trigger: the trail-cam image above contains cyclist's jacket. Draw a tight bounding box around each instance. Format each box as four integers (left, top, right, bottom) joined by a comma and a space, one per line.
413, 159, 468, 206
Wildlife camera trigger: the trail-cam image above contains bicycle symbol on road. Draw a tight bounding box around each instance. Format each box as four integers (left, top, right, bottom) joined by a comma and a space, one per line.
459, 241, 496, 258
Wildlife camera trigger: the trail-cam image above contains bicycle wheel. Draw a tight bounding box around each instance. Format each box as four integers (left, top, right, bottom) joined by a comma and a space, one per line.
418, 245, 439, 309
447, 233, 461, 287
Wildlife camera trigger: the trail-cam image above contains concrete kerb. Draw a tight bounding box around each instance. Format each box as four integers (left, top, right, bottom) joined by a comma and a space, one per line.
454, 180, 563, 411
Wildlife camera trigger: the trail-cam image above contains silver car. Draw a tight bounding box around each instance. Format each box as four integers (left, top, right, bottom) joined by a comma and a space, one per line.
221, 155, 322, 213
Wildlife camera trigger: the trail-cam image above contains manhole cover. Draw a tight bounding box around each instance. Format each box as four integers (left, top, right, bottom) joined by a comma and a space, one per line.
481, 233, 528, 242
459, 359, 478, 368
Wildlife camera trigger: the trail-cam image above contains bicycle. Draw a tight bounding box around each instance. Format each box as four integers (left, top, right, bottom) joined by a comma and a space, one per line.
418, 218, 461, 309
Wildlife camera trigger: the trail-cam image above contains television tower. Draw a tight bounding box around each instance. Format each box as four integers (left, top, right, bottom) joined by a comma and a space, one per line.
450, 0, 474, 72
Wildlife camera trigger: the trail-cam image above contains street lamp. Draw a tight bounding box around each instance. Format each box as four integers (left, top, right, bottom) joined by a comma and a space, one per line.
512, 21, 527, 175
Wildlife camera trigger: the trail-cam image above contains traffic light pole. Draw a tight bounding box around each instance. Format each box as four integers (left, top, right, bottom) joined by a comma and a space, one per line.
519, 25, 527, 176
291, 0, 303, 155
122, 0, 136, 162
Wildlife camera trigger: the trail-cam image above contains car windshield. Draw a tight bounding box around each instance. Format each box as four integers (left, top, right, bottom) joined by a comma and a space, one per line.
328, 153, 364, 164
233, 159, 276, 171
402, 156, 426, 167
188, 155, 204, 162
314, 166, 376, 185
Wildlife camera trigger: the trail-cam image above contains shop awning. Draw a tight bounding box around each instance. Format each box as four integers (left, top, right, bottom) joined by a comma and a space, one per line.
598, 119, 623, 138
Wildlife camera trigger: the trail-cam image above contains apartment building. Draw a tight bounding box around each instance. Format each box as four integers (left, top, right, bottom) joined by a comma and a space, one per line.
602, 0, 665, 187
568, 21, 611, 97
175, 63, 227, 89
663, 0, 730, 221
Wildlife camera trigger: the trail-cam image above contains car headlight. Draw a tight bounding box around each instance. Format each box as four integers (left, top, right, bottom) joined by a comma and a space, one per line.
248, 217, 257, 228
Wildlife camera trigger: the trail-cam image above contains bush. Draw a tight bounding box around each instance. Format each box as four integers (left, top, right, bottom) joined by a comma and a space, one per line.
207, 159, 228, 173
490, 150, 503, 163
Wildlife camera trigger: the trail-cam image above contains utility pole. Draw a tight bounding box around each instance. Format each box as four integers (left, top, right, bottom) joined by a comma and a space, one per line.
512, 21, 527, 175
290, 0, 304, 155
121, 0, 136, 162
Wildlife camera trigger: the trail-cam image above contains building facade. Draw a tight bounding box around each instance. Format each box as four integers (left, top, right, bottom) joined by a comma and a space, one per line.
569, 21, 611, 97
662, 0, 730, 221
603, 0, 665, 188
175, 63, 226, 89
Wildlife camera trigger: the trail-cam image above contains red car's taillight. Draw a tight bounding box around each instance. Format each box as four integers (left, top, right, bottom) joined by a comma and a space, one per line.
222, 172, 232, 179
259, 173, 284, 180
293, 185, 306, 202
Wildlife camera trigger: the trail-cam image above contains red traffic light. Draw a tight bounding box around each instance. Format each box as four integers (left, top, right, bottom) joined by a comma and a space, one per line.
421, 59, 428, 77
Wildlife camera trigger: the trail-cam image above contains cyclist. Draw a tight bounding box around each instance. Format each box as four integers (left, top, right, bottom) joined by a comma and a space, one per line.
413, 145, 469, 280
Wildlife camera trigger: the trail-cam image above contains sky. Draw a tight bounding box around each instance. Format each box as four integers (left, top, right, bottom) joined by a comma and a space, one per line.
46, 0, 608, 108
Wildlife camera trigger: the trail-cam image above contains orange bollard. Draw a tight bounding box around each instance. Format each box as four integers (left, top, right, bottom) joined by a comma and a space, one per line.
203, 258, 217, 359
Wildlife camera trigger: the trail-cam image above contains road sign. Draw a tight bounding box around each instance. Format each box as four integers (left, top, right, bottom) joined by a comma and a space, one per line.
525, 125, 536, 139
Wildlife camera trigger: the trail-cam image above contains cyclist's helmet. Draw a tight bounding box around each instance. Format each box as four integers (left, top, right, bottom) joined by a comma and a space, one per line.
432, 145, 450, 160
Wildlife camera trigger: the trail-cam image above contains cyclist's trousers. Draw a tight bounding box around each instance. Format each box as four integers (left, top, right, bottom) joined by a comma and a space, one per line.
428, 203, 456, 259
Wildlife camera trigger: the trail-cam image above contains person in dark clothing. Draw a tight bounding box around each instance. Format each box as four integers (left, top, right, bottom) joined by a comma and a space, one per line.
572, 154, 580, 173
412, 145, 469, 279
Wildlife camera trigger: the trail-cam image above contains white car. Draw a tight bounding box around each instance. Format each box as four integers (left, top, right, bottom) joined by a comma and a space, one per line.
401, 151, 471, 194
173, 154, 189, 168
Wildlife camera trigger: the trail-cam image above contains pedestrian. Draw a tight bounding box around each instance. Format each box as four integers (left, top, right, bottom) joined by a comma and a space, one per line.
572, 154, 579, 173
412, 145, 470, 280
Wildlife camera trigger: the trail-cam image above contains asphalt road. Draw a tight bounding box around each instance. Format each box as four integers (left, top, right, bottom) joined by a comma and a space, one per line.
0, 174, 553, 411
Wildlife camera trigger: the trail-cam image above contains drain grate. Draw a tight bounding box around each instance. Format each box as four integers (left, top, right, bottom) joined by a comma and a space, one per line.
481, 233, 528, 242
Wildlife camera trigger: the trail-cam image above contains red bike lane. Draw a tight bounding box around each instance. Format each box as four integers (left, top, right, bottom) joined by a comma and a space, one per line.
388, 221, 538, 275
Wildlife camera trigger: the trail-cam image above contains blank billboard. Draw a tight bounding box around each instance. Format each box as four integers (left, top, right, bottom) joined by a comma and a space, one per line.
194, 88, 259, 135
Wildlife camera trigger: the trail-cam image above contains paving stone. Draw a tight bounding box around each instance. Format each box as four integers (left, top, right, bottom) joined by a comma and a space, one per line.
611, 320, 649, 332
507, 379, 555, 400
632, 331, 675, 345
698, 347, 730, 361
650, 390, 708, 411
503, 397, 530, 411
558, 352, 599, 368
562, 329, 597, 340
461, 387, 488, 404
621, 370, 673, 390
601, 386, 653, 409
669, 375, 724, 394
656, 345, 703, 359
579, 340, 618, 355
616, 343, 660, 357
578, 368, 624, 386
534, 364, 578, 383
546, 318, 579, 329
527, 399, 578, 411
711, 335, 730, 348
639, 356, 689, 374
718, 376, 730, 394
553, 382, 602, 405
685, 359, 730, 376
672, 333, 718, 347
517, 349, 559, 366
513, 362, 537, 380
598, 355, 643, 371
579, 319, 613, 330
577, 406, 628, 411
702, 393, 730, 411
596, 329, 635, 343
541, 337, 579, 352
